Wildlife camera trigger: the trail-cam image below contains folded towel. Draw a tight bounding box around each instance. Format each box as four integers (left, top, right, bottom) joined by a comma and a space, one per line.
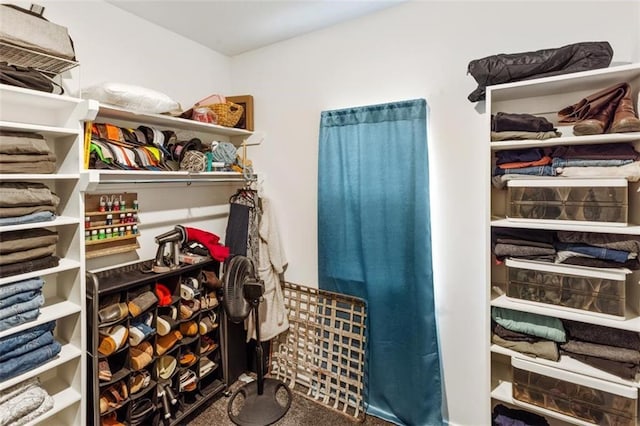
492, 307, 566, 343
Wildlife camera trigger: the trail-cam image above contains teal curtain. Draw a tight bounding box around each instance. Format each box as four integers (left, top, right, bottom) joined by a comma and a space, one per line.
317, 99, 442, 425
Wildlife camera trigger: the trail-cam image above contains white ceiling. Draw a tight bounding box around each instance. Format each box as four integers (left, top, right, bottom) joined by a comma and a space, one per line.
108, 1, 404, 56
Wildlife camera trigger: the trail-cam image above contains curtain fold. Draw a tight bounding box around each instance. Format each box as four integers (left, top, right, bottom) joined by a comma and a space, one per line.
318, 99, 442, 425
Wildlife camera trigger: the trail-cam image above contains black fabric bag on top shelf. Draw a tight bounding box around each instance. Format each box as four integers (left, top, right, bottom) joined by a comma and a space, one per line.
0, 62, 63, 94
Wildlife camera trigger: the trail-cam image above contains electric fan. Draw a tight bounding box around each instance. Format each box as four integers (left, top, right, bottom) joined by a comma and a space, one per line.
222, 255, 292, 426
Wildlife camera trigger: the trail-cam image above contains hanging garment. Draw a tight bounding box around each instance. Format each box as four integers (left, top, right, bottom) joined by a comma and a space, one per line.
245, 197, 289, 342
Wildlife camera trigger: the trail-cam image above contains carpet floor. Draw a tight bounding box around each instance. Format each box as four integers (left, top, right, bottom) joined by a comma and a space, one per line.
184, 379, 394, 426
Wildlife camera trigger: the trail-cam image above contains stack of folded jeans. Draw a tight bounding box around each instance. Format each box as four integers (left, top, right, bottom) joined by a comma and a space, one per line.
0, 377, 53, 426
552, 143, 640, 180
0, 277, 45, 332
493, 147, 556, 179
0, 182, 59, 227
561, 319, 640, 380
0, 321, 61, 382
555, 231, 640, 270
0, 131, 56, 174
0, 229, 59, 278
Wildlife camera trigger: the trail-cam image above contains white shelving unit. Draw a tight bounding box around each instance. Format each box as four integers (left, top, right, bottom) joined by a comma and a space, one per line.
486, 63, 640, 425
0, 83, 98, 425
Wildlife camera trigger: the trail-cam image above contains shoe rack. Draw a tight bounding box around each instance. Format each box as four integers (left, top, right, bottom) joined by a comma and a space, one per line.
0, 84, 98, 425
487, 63, 640, 425
86, 259, 223, 426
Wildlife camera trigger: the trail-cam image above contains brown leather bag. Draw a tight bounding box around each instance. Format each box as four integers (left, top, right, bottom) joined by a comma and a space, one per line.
557, 82, 628, 123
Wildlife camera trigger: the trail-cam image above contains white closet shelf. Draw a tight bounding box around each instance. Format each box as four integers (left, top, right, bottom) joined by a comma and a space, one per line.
0, 258, 80, 286
0, 121, 81, 137
491, 345, 640, 388
81, 169, 253, 190
24, 383, 81, 426
491, 294, 640, 332
0, 299, 81, 340
491, 381, 596, 426
0, 216, 80, 232
0, 84, 83, 108
94, 103, 253, 137
0, 343, 81, 392
490, 218, 640, 235
0, 173, 79, 180
490, 131, 640, 151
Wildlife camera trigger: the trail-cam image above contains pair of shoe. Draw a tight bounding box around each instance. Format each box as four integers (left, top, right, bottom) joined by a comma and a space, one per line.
179, 369, 197, 392
130, 397, 155, 426
99, 359, 112, 382
98, 302, 129, 326
99, 380, 128, 414
156, 315, 177, 336
157, 354, 177, 380
128, 291, 158, 318
199, 357, 217, 377
180, 350, 197, 368
179, 320, 198, 337
199, 313, 218, 335
156, 330, 183, 356
199, 335, 218, 355
201, 291, 219, 309
130, 369, 151, 394
559, 82, 640, 135
129, 313, 155, 346
130, 341, 153, 370
179, 299, 200, 320
98, 325, 128, 356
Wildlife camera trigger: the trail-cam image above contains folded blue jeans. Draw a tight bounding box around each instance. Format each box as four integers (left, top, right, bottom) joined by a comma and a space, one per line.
0, 277, 44, 306
0, 340, 61, 381
0, 211, 54, 227
0, 308, 40, 333
0, 330, 53, 362
555, 242, 630, 263
0, 321, 55, 356
552, 158, 634, 168
0, 293, 43, 320
0, 290, 41, 311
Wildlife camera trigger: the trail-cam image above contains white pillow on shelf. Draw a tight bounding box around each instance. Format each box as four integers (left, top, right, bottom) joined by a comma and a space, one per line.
82, 82, 181, 114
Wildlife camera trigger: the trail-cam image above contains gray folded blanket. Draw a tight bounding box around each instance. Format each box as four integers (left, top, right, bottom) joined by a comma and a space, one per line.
561, 340, 640, 364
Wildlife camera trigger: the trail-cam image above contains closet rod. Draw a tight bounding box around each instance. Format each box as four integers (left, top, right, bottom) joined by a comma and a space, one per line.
96, 178, 251, 184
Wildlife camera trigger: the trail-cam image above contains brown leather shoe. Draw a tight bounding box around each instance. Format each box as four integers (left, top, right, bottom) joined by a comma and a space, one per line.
573, 98, 618, 136
610, 85, 640, 133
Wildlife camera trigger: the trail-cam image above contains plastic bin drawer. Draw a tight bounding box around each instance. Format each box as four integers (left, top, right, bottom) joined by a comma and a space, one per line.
505, 259, 629, 319
512, 357, 638, 425
507, 179, 628, 226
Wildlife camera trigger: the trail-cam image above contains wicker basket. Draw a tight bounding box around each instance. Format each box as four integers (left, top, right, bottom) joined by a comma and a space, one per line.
206, 101, 244, 127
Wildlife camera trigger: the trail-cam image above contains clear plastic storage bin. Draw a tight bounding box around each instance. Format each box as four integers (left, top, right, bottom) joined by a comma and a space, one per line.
505, 258, 629, 319
507, 179, 628, 226
512, 358, 638, 425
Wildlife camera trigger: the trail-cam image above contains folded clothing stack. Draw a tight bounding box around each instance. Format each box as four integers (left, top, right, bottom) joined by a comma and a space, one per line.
0, 277, 45, 332
0, 377, 54, 426
491, 112, 560, 142
556, 231, 640, 270
561, 319, 640, 380
0, 182, 59, 227
492, 403, 549, 426
0, 229, 59, 279
0, 131, 56, 174
491, 307, 566, 362
0, 321, 61, 382
492, 227, 556, 263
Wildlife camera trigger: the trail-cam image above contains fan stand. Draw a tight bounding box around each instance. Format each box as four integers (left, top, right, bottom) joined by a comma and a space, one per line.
227, 291, 292, 426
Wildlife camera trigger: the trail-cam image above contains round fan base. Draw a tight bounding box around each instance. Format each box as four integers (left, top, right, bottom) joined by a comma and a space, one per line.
227, 378, 292, 426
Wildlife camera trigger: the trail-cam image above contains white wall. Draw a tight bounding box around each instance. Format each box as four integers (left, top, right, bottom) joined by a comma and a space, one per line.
229, 2, 640, 425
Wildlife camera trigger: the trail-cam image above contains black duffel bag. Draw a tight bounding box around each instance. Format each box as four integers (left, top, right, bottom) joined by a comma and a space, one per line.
0, 62, 63, 93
